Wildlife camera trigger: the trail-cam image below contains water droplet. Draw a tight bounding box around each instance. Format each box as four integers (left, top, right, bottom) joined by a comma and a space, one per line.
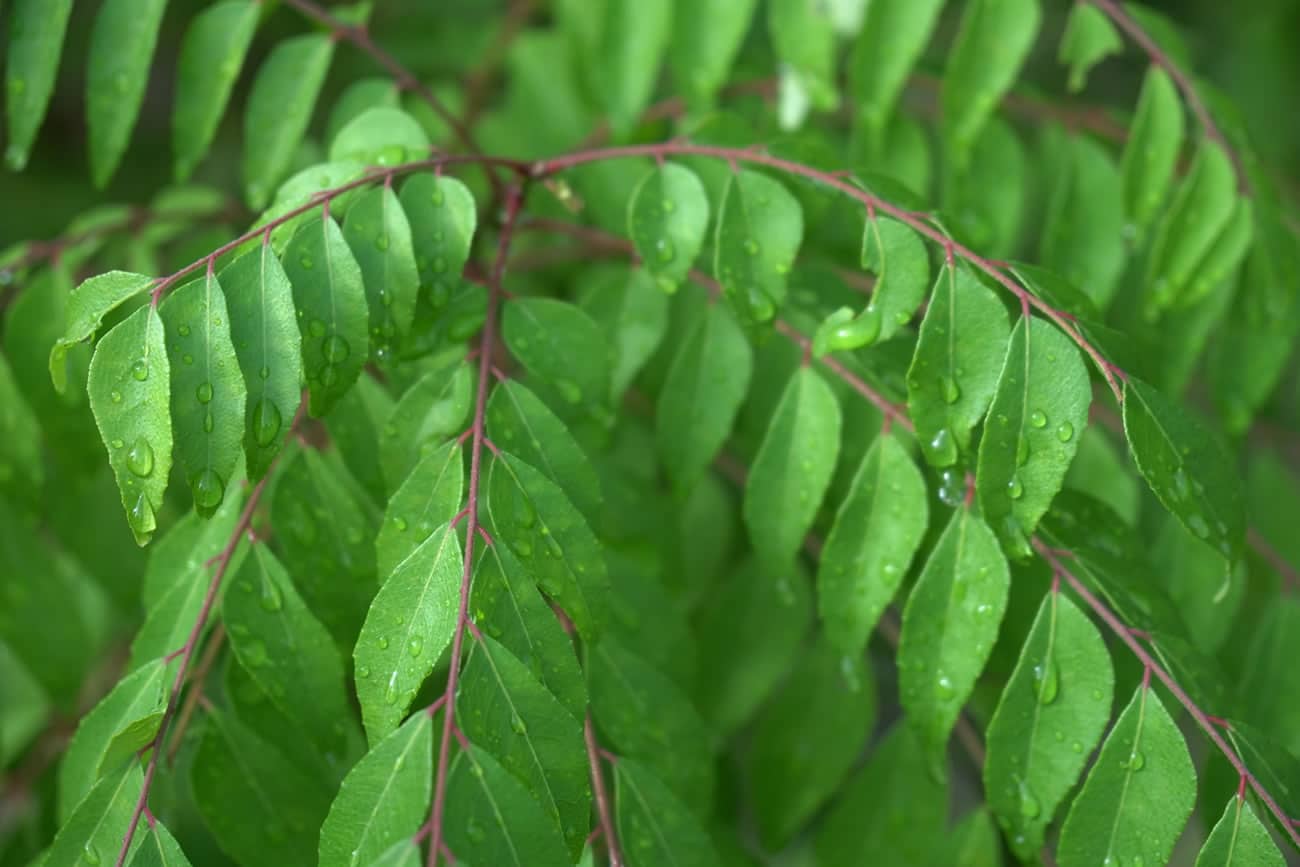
1007, 475, 1024, 499
1017, 778, 1041, 819
182, 353, 194, 366
129, 493, 154, 535
1034, 657, 1059, 705
941, 376, 961, 404
1016, 437, 1030, 467
937, 468, 964, 507
126, 438, 155, 477
936, 674, 955, 700
357, 666, 371, 679
193, 469, 225, 510
178, 324, 191, 337
259, 578, 283, 612
110, 389, 123, 403
511, 538, 533, 558
1187, 513, 1210, 539
743, 238, 760, 256
82, 842, 102, 865
196, 381, 214, 404
384, 675, 400, 705
1029, 409, 1047, 428
1172, 467, 1191, 500
1123, 749, 1145, 771
510, 713, 527, 735
430, 187, 445, 206
840, 656, 862, 692
299, 255, 314, 270
110, 438, 124, 449
203, 410, 214, 433
1055, 421, 1074, 442
252, 398, 283, 447
394, 517, 409, 532
466, 819, 486, 842
928, 427, 958, 467
131, 359, 149, 381
377, 637, 390, 650
408, 637, 423, 657
655, 238, 675, 262
322, 334, 350, 363
375, 234, 390, 251
243, 639, 268, 667
555, 379, 582, 404
308, 319, 327, 338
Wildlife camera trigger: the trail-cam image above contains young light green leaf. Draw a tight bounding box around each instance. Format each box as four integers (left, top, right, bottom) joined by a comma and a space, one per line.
1123, 377, 1245, 562
1183, 196, 1254, 309
942, 0, 1041, 160
1058, 2, 1122, 92
899, 508, 1009, 768
818, 432, 929, 656
354, 521, 460, 744
485, 452, 610, 641
88, 306, 173, 545
458, 635, 590, 859
1120, 66, 1185, 233
376, 441, 463, 580
627, 163, 710, 293
668, 0, 757, 109
444, 745, 572, 867
44, 764, 143, 867
343, 186, 420, 360
849, 0, 945, 144
575, 266, 670, 402
907, 262, 1011, 474
380, 361, 472, 489
1195, 796, 1286, 866
159, 272, 247, 515
984, 591, 1114, 859
1040, 134, 1126, 311
130, 821, 194, 867
172, 0, 260, 180
748, 637, 875, 850
225, 545, 353, 757
50, 271, 154, 394
4, 0, 74, 171
85, 0, 167, 186
1057, 686, 1196, 867
57, 659, 166, 822
220, 242, 304, 480
743, 367, 841, 566
976, 317, 1091, 558
283, 214, 370, 416
486, 380, 601, 525
469, 541, 587, 719
318, 714, 432, 867
714, 170, 803, 326
329, 107, 430, 166
242, 34, 335, 208
501, 298, 611, 410
398, 174, 477, 308
614, 759, 722, 867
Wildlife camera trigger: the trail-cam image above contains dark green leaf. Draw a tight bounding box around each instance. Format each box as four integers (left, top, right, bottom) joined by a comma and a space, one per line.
575, 266, 670, 402
1039, 134, 1126, 311
380, 360, 472, 489
850, 0, 946, 144
129, 821, 194, 867
398, 174, 477, 308
0, 354, 43, 501
343, 186, 420, 359
328, 374, 396, 503
628, 163, 710, 293
668, 0, 757, 109
4, 0, 74, 171
43, 764, 143, 867
714, 170, 803, 326
85, 0, 167, 186
501, 297, 611, 410
860, 214, 931, 344
614, 759, 721, 867
768, 0, 838, 119
1195, 797, 1286, 866
50, 271, 154, 394
326, 77, 400, 145
376, 441, 464, 580
329, 107, 429, 165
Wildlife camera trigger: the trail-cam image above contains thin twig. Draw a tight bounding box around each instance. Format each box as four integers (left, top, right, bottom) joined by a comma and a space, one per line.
166, 625, 227, 764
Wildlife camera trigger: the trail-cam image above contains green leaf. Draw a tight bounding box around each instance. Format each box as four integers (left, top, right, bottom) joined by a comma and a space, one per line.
219, 242, 304, 480
575, 266, 670, 402
192, 708, 331, 867
85, 0, 168, 186
343, 186, 420, 359
657, 303, 753, 491
1123, 377, 1245, 562
328, 373, 396, 503
1153, 517, 1243, 653
0, 354, 43, 501
44, 764, 143, 867
1065, 426, 1140, 526
501, 297, 611, 410
485, 452, 610, 642
363, 840, 421, 867
329, 107, 430, 165
4, 0, 74, 171
1057, 686, 1197, 867
1039, 134, 1126, 311
942, 0, 1041, 159
458, 635, 590, 859
469, 541, 587, 719
172, 0, 260, 180
1058, 2, 1122, 92
326, 77, 400, 144
569, 0, 671, 133
942, 116, 1029, 256
743, 367, 841, 566
159, 272, 247, 515
380, 360, 472, 489
1119, 67, 1185, 233
714, 170, 803, 326
318, 714, 432, 867
88, 305, 173, 545
614, 759, 722, 867
57, 659, 166, 822
444, 745, 572, 867
50, 271, 154, 394
130, 537, 246, 671
768, 0, 838, 116
984, 591, 1114, 859
129, 821, 194, 867
818, 432, 929, 656
0, 641, 48, 768
863, 214, 931, 341
486, 380, 601, 525
376, 441, 464, 580
907, 262, 1011, 474
628, 163, 710, 293
667, 0, 757, 109
849, 0, 945, 143
283, 214, 370, 416
398, 174, 477, 308
1195, 797, 1287, 866
899, 508, 1009, 768
976, 316, 1091, 558
243, 34, 335, 208
354, 521, 460, 743
748, 637, 875, 849
1182, 196, 1255, 310
225, 545, 353, 757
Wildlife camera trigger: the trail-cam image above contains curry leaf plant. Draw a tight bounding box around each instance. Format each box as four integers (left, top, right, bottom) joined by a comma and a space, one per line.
2, 1, 1299, 865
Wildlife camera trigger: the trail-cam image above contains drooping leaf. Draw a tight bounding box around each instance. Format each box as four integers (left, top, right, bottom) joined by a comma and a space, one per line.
398, 174, 477, 308
575, 266, 671, 402
376, 441, 464, 580
43, 764, 144, 867
614, 759, 722, 867
1181, 196, 1255, 310
899, 508, 1009, 768
1058, 2, 1122, 92
354, 521, 460, 744
768, 0, 838, 123
627, 163, 710, 293
283, 214, 370, 416
243, 34, 335, 208
129, 820, 195, 867
943, 116, 1029, 256
4, 0, 75, 171
850, 0, 945, 144
1194, 796, 1287, 866
159, 272, 247, 515
818, 432, 929, 656
1056, 686, 1197, 867
87, 306, 173, 545
984, 591, 1114, 859
343, 186, 420, 360
1119, 67, 1185, 233
1123, 377, 1245, 562
328, 372, 396, 503
714, 169, 804, 326
667, 0, 757, 109
85, 0, 168, 186
1039, 134, 1126, 311
380, 360, 472, 489
172, 0, 260, 180
318, 714, 433, 867
50, 271, 155, 394
565, 0, 671, 133
502, 297, 611, 411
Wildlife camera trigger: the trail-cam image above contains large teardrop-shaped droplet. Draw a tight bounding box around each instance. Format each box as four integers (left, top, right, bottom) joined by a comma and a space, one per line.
126, 438, 155, 477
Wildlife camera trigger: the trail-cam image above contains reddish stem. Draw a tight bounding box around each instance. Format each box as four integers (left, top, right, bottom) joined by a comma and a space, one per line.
585, 715, 623, 867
